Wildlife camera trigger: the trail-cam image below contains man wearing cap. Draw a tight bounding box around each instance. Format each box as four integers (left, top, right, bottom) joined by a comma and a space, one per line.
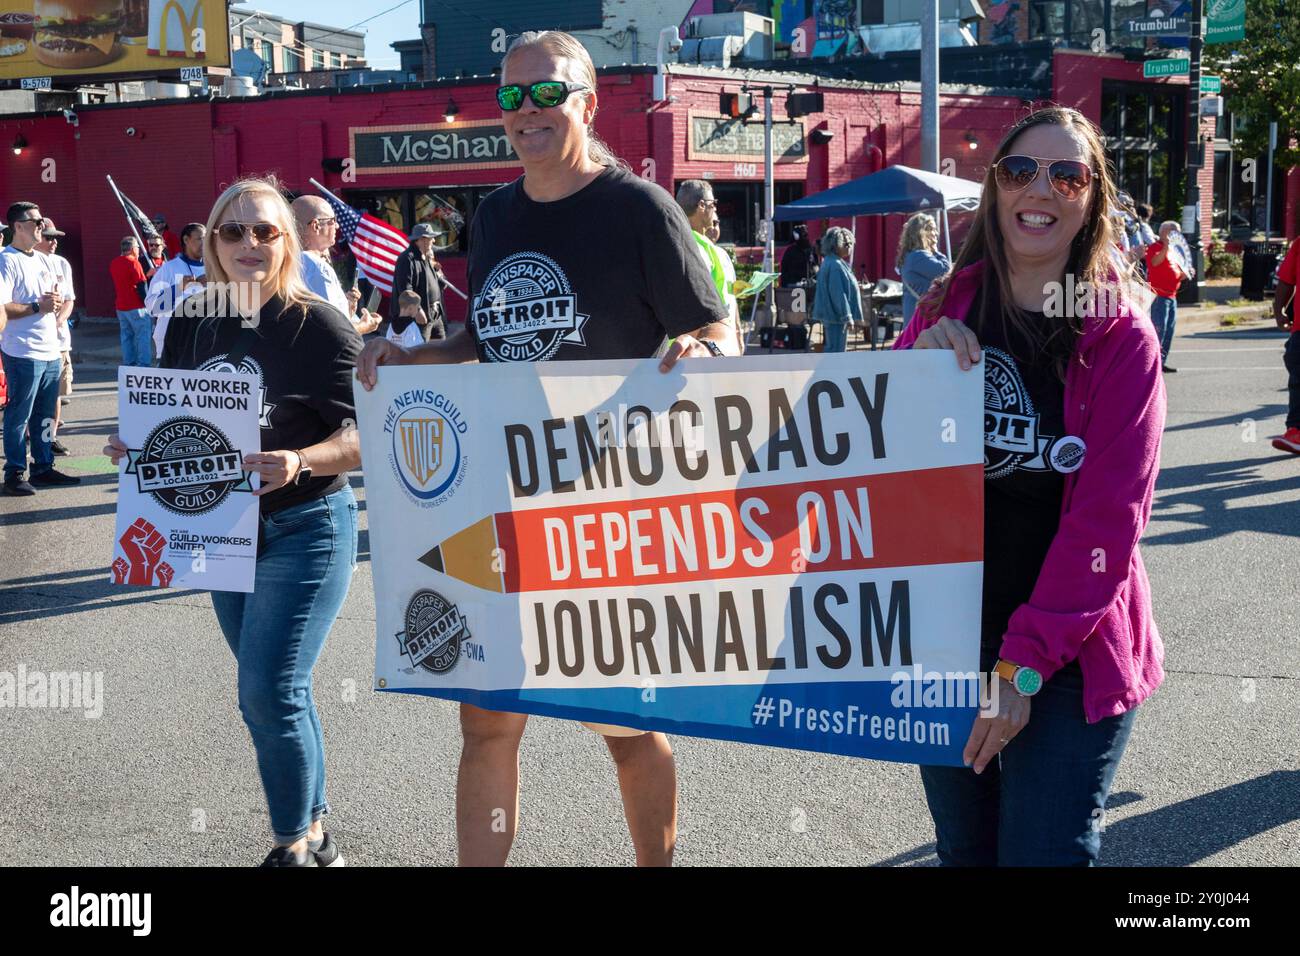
35, 219, 74, 455
1, 201, 80, 495
388, 223, 448, 342
151, 215, 181, 260
291, 195, 380, 335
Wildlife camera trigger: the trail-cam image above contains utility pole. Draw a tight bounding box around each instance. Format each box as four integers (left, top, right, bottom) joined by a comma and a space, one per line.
1183, 0, 1203, 302
763, 85, 775, 272
920, 0, 939, 173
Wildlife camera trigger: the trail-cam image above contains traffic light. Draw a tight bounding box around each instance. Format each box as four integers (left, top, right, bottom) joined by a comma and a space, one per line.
786, 92, 824, 118
720, 91, 755, 119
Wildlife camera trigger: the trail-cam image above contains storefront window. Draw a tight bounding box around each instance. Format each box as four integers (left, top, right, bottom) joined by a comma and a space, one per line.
676, 181, 804, 247
1110, 0, 1148, 50
1102, 81, 1182, 217
1212, 150, 1231, 232
346, 186, 504, 256
1029, 1, 1065, 40
1067, 0, 1105, 46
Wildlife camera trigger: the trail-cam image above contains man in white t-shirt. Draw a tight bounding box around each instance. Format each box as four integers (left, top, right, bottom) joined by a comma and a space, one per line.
35, 219, 75, 456
1, 202, 81, 495
146, 222, 207, 356
291, 196, 380, 335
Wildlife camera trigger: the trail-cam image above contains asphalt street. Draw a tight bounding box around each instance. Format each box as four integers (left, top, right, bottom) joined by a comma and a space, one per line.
1, 317, 1297, 867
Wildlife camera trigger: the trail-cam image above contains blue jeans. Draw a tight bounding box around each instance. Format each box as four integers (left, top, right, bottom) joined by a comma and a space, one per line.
2, 351, 61, 480
211, 485, 358, 843
1149, 295, 1177, 363
918, 654, 1138, 866
823, 320, 849, 353
117, 308, 153, 367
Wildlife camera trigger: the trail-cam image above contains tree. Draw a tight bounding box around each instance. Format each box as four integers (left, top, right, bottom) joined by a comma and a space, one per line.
1203, 2, 1300, 169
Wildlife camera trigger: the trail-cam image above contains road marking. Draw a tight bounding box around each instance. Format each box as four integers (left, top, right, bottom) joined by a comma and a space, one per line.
60, 455, 119, 475
1173, 367, 1282, 371
1176, 347, 1284, 353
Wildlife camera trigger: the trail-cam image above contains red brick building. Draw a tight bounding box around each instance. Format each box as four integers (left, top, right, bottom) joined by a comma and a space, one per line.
2, 62, 1290, 319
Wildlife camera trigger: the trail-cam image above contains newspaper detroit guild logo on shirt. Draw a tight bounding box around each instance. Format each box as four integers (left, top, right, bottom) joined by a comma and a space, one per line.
398, 589, 470, 675
383, 388, 470, 507
198, 355, 275, 427
125, 417, 253, 516
983, 348, 1085, 478
473, 251, 590, 362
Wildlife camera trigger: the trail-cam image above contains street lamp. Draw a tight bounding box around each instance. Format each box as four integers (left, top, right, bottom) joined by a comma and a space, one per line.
12, 133, 27, 156
444, 98, 459, 123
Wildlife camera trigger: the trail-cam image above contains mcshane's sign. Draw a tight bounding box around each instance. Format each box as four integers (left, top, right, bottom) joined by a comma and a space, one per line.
688, 114, 807, 163
350, 120, 522, 175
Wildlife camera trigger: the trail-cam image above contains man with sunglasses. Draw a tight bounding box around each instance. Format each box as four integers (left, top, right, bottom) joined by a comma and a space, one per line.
1, 202, 80, 495
358, 30, 737, 868
292, 196, 380, 335
677, 180, 739, 330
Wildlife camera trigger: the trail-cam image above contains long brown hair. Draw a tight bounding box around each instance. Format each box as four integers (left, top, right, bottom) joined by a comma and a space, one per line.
918, 107, 1138, 380
502, 31, 630, 172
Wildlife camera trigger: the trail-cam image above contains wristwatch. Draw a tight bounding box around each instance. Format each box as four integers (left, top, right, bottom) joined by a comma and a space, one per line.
702, 340, 725, 358
29, 301, 40, 315
292, 450, 313, 486
994, 659, 1043, 697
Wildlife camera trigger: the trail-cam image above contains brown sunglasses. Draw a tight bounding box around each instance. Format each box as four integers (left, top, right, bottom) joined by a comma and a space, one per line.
216, 221, 284, 244
992, 155, 1094, 201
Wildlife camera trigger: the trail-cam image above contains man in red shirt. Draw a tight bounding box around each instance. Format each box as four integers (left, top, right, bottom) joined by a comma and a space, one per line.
1145, 221, 1187, 373
1271, 235, 1300, 453
108, 236, 152, 367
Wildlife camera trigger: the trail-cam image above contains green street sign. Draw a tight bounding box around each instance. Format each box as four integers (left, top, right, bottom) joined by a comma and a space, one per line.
1201, 76, 1222, 94
1207, 0, 1246, 45
1144, 58, 1190, 78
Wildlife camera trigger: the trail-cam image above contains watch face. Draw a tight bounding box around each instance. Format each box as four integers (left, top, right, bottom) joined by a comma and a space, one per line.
1015, 667, 1043, 696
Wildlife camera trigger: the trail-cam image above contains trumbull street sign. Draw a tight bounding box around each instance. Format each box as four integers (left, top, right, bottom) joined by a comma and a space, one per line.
1125, 13, 1191, 37
1144, 58, 1190, 78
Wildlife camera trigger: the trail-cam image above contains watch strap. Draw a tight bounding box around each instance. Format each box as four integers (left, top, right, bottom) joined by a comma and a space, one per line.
993, 659, 1019, 684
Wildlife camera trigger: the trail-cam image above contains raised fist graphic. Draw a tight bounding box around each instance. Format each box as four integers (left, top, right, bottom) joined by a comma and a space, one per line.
118, 517, 166, 586
155, 562, 174, 588
112, 556, 130, 585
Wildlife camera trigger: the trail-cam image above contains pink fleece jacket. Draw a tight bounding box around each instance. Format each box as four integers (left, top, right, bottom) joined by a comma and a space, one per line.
894, 261, 1166, 722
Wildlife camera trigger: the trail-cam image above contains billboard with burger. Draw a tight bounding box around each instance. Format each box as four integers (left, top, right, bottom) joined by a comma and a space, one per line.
0, 0, 229, 81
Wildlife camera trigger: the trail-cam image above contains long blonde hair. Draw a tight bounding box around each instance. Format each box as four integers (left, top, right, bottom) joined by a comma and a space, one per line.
502, 31, 629, 172
202, 175, 322, 314
896, 212, 940, 272
918, 106, 1139, 381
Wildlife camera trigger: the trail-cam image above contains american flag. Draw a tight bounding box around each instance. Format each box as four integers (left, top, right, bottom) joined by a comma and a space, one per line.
319, 192, 409, 293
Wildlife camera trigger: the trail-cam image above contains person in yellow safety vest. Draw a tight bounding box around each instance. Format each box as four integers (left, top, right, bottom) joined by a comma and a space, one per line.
676, 180, 739, 328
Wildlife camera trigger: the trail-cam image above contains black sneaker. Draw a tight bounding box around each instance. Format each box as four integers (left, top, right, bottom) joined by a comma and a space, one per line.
1162, 364, 1177, 373
60, 396, 72, 405
260, 846, 318, 867
311, 833, 346, 867
2, 475, 35, 496
29, 469, 81, 486
51, 439, 70, 456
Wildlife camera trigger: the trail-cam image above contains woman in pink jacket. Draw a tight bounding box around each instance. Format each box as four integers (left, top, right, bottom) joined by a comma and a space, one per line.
894, 106, 1165, 865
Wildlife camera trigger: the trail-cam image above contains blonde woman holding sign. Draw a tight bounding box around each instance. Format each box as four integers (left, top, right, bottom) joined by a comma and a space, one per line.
107, 177, 362, 867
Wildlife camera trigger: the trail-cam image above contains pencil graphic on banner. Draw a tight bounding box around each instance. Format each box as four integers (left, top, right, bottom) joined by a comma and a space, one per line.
414, 467, 982, 596
418, 514, 505, 593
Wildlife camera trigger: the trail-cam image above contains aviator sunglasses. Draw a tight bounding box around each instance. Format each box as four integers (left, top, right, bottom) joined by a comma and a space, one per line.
496, 80, 590, 111
216, 222, 284, 244
992, 155, 1094, 201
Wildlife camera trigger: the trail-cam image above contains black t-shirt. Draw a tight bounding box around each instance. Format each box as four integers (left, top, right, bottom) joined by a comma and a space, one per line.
466, 166, 727, 363
161, 293, 361, 515
971, 292, 1072, 654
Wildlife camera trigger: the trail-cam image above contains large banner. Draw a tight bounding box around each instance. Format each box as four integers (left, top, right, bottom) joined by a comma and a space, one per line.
0, 1, 231, 84
111, 365, 259, 593
357, 353, 985, 766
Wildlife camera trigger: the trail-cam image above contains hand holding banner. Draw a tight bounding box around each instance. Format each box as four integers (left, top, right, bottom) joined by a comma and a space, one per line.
356, 352, 985, 766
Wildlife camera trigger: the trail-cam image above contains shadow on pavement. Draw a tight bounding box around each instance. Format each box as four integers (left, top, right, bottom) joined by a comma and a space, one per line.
1149, 457, 1300, 544
0, 570, 203, 628
1164, 404, 1286, 434
1102, 771, 1300, 866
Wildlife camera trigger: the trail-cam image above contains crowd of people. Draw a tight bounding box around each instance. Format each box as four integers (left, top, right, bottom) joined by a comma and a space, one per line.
0, 26, 1290, 868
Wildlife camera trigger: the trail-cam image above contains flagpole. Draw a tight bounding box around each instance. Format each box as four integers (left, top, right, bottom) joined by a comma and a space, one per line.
106, 175, 148, 253
309, 177, 469, 301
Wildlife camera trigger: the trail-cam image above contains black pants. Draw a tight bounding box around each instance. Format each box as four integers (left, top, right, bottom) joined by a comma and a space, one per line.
1285, 331, 1300, 429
